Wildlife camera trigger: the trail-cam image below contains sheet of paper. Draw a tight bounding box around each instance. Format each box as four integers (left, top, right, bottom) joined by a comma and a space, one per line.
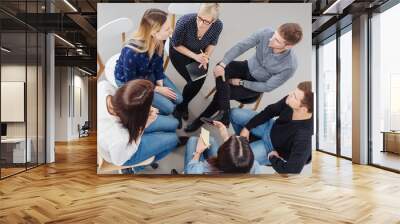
200, 127, 210, 147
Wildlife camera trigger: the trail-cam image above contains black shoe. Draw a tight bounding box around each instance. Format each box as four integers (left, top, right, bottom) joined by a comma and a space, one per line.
121, 168, 135, 174
172, 109, 182, 129
151, 163, 159, 169
178, 136, 189, 147
210, 110, 230, 126
184, 119, 203, 132
171, 169, 179, 175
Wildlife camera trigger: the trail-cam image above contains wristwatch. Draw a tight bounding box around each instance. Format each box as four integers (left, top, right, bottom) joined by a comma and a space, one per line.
239, 80, 244, 86
217, 61, 225, 69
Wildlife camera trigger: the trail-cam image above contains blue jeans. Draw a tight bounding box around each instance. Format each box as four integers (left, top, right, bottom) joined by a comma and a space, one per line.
153, 76, 183, 115
230, 108, 275, 165
123, 115, 179, 166
184, 136, 219, 174
115, 76, 183, 115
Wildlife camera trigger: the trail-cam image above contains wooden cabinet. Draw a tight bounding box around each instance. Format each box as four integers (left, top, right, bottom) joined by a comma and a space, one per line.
382, 132, 400, 154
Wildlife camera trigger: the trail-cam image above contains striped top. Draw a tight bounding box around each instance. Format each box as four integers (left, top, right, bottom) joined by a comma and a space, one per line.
170, 13, 223, 53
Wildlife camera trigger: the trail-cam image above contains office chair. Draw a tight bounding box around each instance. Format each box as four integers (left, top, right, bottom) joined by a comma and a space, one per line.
98, 153, 157, 174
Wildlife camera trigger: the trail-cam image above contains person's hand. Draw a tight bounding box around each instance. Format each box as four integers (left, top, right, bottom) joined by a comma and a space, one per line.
152, 107, 159, 114
229, 78, 241, 86
212, 120, 229, 141
195, 136, 209, 154
145, 106, 158, 128
199, 61, 208, 70
213, 64, 225, 78
268, 150, 282, 160
155, 86, 177, 100
199, 51, 209, 69
193, 53, 208, 65
240, 128, 250, 140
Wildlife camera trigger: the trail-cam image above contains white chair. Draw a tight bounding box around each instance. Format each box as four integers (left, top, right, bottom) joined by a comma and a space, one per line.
97, 152, 155, 174
163, 37, 171, 71
97, 17, 133, 77
104, 53, 120, 88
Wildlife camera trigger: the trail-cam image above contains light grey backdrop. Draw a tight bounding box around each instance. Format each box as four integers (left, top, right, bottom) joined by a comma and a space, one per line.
97, 3, 312, 174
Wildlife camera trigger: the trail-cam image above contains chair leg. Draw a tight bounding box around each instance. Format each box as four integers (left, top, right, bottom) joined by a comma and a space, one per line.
163, 55, 170, 71
253, 94, 263, 111
205, 87, 216, 99
121, 32, 126, 44
97, 53, 105, 78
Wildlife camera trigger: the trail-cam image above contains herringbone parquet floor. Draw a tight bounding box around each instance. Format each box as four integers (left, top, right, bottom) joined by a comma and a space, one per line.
1, 134, 400, 224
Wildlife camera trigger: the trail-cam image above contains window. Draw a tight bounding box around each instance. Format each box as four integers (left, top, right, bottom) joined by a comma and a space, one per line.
317, 36, 337, 154
370, 2, 400, 171
339, 28, 352, 158
0, 1, 47, 179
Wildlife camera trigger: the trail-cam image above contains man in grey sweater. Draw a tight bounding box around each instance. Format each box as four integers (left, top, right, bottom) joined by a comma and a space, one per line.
185, 23, 303, 132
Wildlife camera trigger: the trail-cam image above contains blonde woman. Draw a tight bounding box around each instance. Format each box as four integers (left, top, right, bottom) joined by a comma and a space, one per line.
114, 8, 183, 115
169, 3, 223, 126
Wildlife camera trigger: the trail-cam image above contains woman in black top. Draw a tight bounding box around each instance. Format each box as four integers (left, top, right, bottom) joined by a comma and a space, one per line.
170, 3, 223, 125
230, 81, 314, 174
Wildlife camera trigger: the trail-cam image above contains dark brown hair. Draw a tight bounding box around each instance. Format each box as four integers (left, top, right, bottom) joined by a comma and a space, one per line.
207, 136, 254, 174
111, 79, 154, 144
297, 81, 313, 113
278, 23, 303, 45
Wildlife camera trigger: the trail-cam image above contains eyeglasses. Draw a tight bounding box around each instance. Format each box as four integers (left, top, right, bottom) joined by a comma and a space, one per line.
197, 16, 213, 25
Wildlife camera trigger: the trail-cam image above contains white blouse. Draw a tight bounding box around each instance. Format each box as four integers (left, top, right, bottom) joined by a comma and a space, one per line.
97, 79, 141, 166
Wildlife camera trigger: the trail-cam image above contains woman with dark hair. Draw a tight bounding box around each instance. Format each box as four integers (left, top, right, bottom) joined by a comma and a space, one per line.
98, 78, 179, 169
183, 121, 261, 174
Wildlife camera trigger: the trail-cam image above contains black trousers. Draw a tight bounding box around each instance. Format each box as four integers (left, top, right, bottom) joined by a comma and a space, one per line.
169, 45, 208, 111
198, 60, 260, 119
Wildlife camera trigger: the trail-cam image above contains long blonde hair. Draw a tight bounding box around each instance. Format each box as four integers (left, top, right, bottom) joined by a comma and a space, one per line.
130, 8, 167, 58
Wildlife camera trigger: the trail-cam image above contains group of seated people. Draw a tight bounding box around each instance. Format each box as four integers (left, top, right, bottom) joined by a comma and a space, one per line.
98, 4, 313, 174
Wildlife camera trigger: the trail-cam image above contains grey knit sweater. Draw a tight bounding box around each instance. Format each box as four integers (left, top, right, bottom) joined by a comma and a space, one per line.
221, 27, 297, 92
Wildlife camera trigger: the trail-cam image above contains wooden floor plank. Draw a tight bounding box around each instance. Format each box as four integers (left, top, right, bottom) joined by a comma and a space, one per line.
1, 134, 400, 223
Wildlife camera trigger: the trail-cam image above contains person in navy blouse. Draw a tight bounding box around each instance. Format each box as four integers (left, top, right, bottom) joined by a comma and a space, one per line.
114, 8, 183, 115
169, 3, 223, 126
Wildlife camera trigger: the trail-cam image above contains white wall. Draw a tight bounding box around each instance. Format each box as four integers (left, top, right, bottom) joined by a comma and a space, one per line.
54, 67, 89, 141
1, 65, 35, 137
1, 64, 46, 164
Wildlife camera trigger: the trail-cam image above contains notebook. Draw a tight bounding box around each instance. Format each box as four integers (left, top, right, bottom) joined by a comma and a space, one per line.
200, 127, 210, 147
185, 62, 207, 81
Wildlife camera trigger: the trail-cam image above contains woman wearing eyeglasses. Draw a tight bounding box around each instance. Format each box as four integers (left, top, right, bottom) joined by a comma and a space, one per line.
169, 3, 223, 127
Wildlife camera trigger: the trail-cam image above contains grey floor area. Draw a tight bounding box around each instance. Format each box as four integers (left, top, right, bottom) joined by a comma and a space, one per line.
104, 66, 311, 175
136, 69, 309, 175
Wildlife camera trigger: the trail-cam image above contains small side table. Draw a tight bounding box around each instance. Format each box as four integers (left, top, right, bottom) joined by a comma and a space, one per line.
381, 131, 400, 154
